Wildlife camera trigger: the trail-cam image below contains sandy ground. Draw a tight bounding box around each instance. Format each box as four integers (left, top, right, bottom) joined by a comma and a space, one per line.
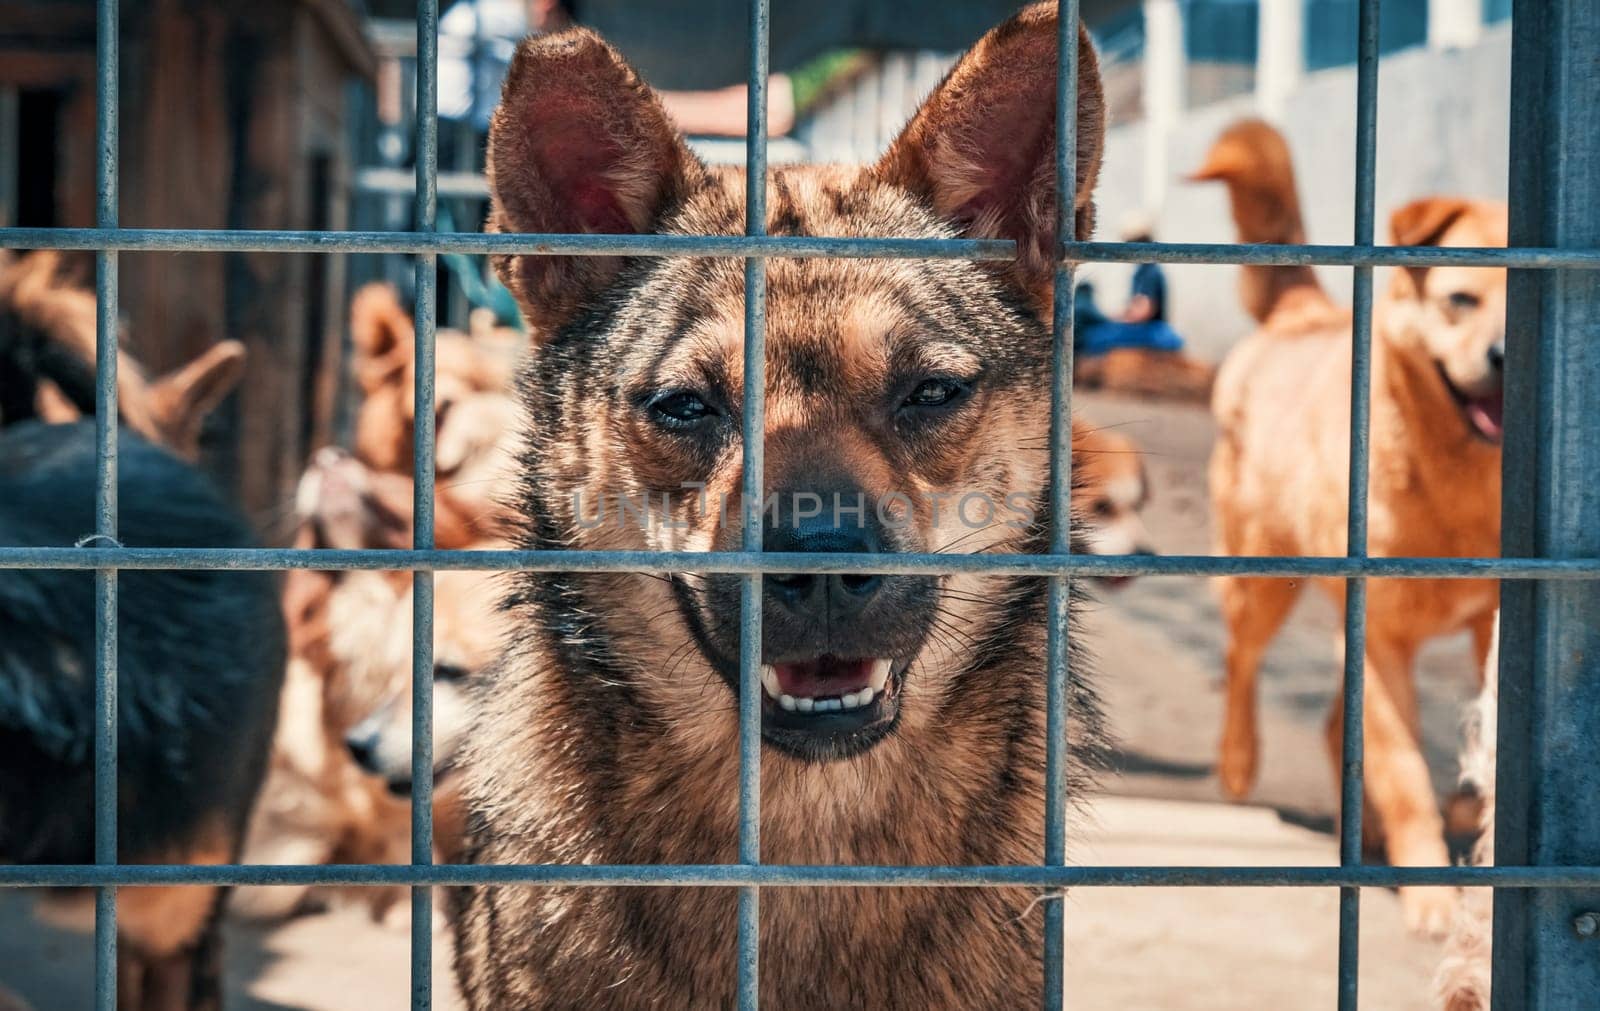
0, 796, 1441, 1010
0, 391, 1480, 1009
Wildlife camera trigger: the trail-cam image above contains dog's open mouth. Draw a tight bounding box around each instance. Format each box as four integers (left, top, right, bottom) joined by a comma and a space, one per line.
758, 655, 908, 759
1436, 364, 1504, 444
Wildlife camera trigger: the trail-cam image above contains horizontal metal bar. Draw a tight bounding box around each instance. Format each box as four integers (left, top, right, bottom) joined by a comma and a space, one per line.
0, 546, 1594, 579
1, 227, 1597, 269
1, 863, 1596, 889
1064, 240, 1600, 269
0, 227, 1013, 260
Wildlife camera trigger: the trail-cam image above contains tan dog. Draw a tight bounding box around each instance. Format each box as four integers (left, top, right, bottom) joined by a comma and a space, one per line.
1074, 422, 1155, 586
237, 449, 505, 920
348, 283, 521, 532
1195, 119, 1505, 935
0, 250, 246, 460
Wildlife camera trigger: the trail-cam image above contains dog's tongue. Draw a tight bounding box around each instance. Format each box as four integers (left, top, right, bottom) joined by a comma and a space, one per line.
1466, 388, 1504, 442
773, 657, 872, 697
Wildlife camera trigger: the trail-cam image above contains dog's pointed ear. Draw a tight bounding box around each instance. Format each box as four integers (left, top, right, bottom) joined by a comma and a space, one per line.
1389, 197, 1473, 248
876, 6, 1104, 300
487, 28, 703, 340
146, 340, 248, 460
350, 283, 415, 392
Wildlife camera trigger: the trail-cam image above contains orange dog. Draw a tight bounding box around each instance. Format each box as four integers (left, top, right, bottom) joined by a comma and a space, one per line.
1194, 120, 1505, 935
238, 449, 506, 921
1074, 423, 1155, 587
348, 284, 521, 533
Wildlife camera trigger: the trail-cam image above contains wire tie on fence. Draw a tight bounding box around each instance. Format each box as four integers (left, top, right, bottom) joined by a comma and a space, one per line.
75, 534, 125, 549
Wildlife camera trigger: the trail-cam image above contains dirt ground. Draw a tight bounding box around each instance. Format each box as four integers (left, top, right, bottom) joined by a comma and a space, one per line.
0, 795, 1444, 1010
0, 391, 1481, 1009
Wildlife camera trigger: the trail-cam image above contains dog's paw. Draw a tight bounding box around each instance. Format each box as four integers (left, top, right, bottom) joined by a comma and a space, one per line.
1401, 885, 1458, 939
1217, 735, 1258, 800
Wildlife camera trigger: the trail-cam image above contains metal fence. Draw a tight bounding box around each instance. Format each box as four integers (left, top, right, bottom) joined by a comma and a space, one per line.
0, 0, 1597, 1008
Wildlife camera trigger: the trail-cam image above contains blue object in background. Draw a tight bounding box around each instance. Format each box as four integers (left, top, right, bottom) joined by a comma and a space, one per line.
1077, 319, 1185, 356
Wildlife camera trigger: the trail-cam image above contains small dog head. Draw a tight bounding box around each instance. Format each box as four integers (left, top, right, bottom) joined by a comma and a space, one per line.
0, 250, 246, 460
488, 5, 1105, 761
287, 447, 502, 793
341, 567, 505, 795
1382, 198, 1509, 444
349, 283, 520, 497
1074, 424, 1154, 588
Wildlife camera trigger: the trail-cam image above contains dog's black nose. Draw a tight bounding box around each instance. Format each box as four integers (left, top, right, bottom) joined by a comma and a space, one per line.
345, 727, 380, 772
764, 511, 885, 618
1487, 341, 1505, 373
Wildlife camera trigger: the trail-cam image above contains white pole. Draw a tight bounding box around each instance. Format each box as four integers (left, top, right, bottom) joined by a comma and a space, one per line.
1142, 0, 1184, 213
1256, 0, 1304, 122
1429, 0, 1483, 49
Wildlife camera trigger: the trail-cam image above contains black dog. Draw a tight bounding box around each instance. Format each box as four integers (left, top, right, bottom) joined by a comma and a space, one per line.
0, 420, 285, 1011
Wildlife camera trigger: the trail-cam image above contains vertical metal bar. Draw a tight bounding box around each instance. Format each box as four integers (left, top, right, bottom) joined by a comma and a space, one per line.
1043, 2, 1080, 1008
737, 0, 770, 1007
1336, 1, 1380, 1007
410, 1, 439, 1008
92, 0, 119, 1005
1494, 1, 1600, 1006
736, 0, 768, 1004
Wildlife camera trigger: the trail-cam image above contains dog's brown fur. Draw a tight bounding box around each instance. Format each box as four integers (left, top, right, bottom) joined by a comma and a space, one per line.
238, 450, 500, 921
0, 250, 246, 460
241, 280, 523, 921
348, 283, 521, 534
1073, 422, 1155, 581
451, 7, 1107, 1007
1195, 119, 1506, 935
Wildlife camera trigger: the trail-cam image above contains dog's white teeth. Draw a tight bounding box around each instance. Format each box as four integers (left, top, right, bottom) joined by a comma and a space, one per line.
760, 665, 780, 699
773, 679, 883, 714
868, 658, 892, 692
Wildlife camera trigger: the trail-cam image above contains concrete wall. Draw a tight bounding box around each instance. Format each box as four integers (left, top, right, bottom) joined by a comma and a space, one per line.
1087, 23, 1510, 361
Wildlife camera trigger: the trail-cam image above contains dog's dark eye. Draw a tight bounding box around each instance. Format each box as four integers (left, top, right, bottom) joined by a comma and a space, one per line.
646, 390, 716, 429
434, 663, 469, 682
1091, 498, 1114, 518
1446, 291, 1482, 311
901, 377, 972, 410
